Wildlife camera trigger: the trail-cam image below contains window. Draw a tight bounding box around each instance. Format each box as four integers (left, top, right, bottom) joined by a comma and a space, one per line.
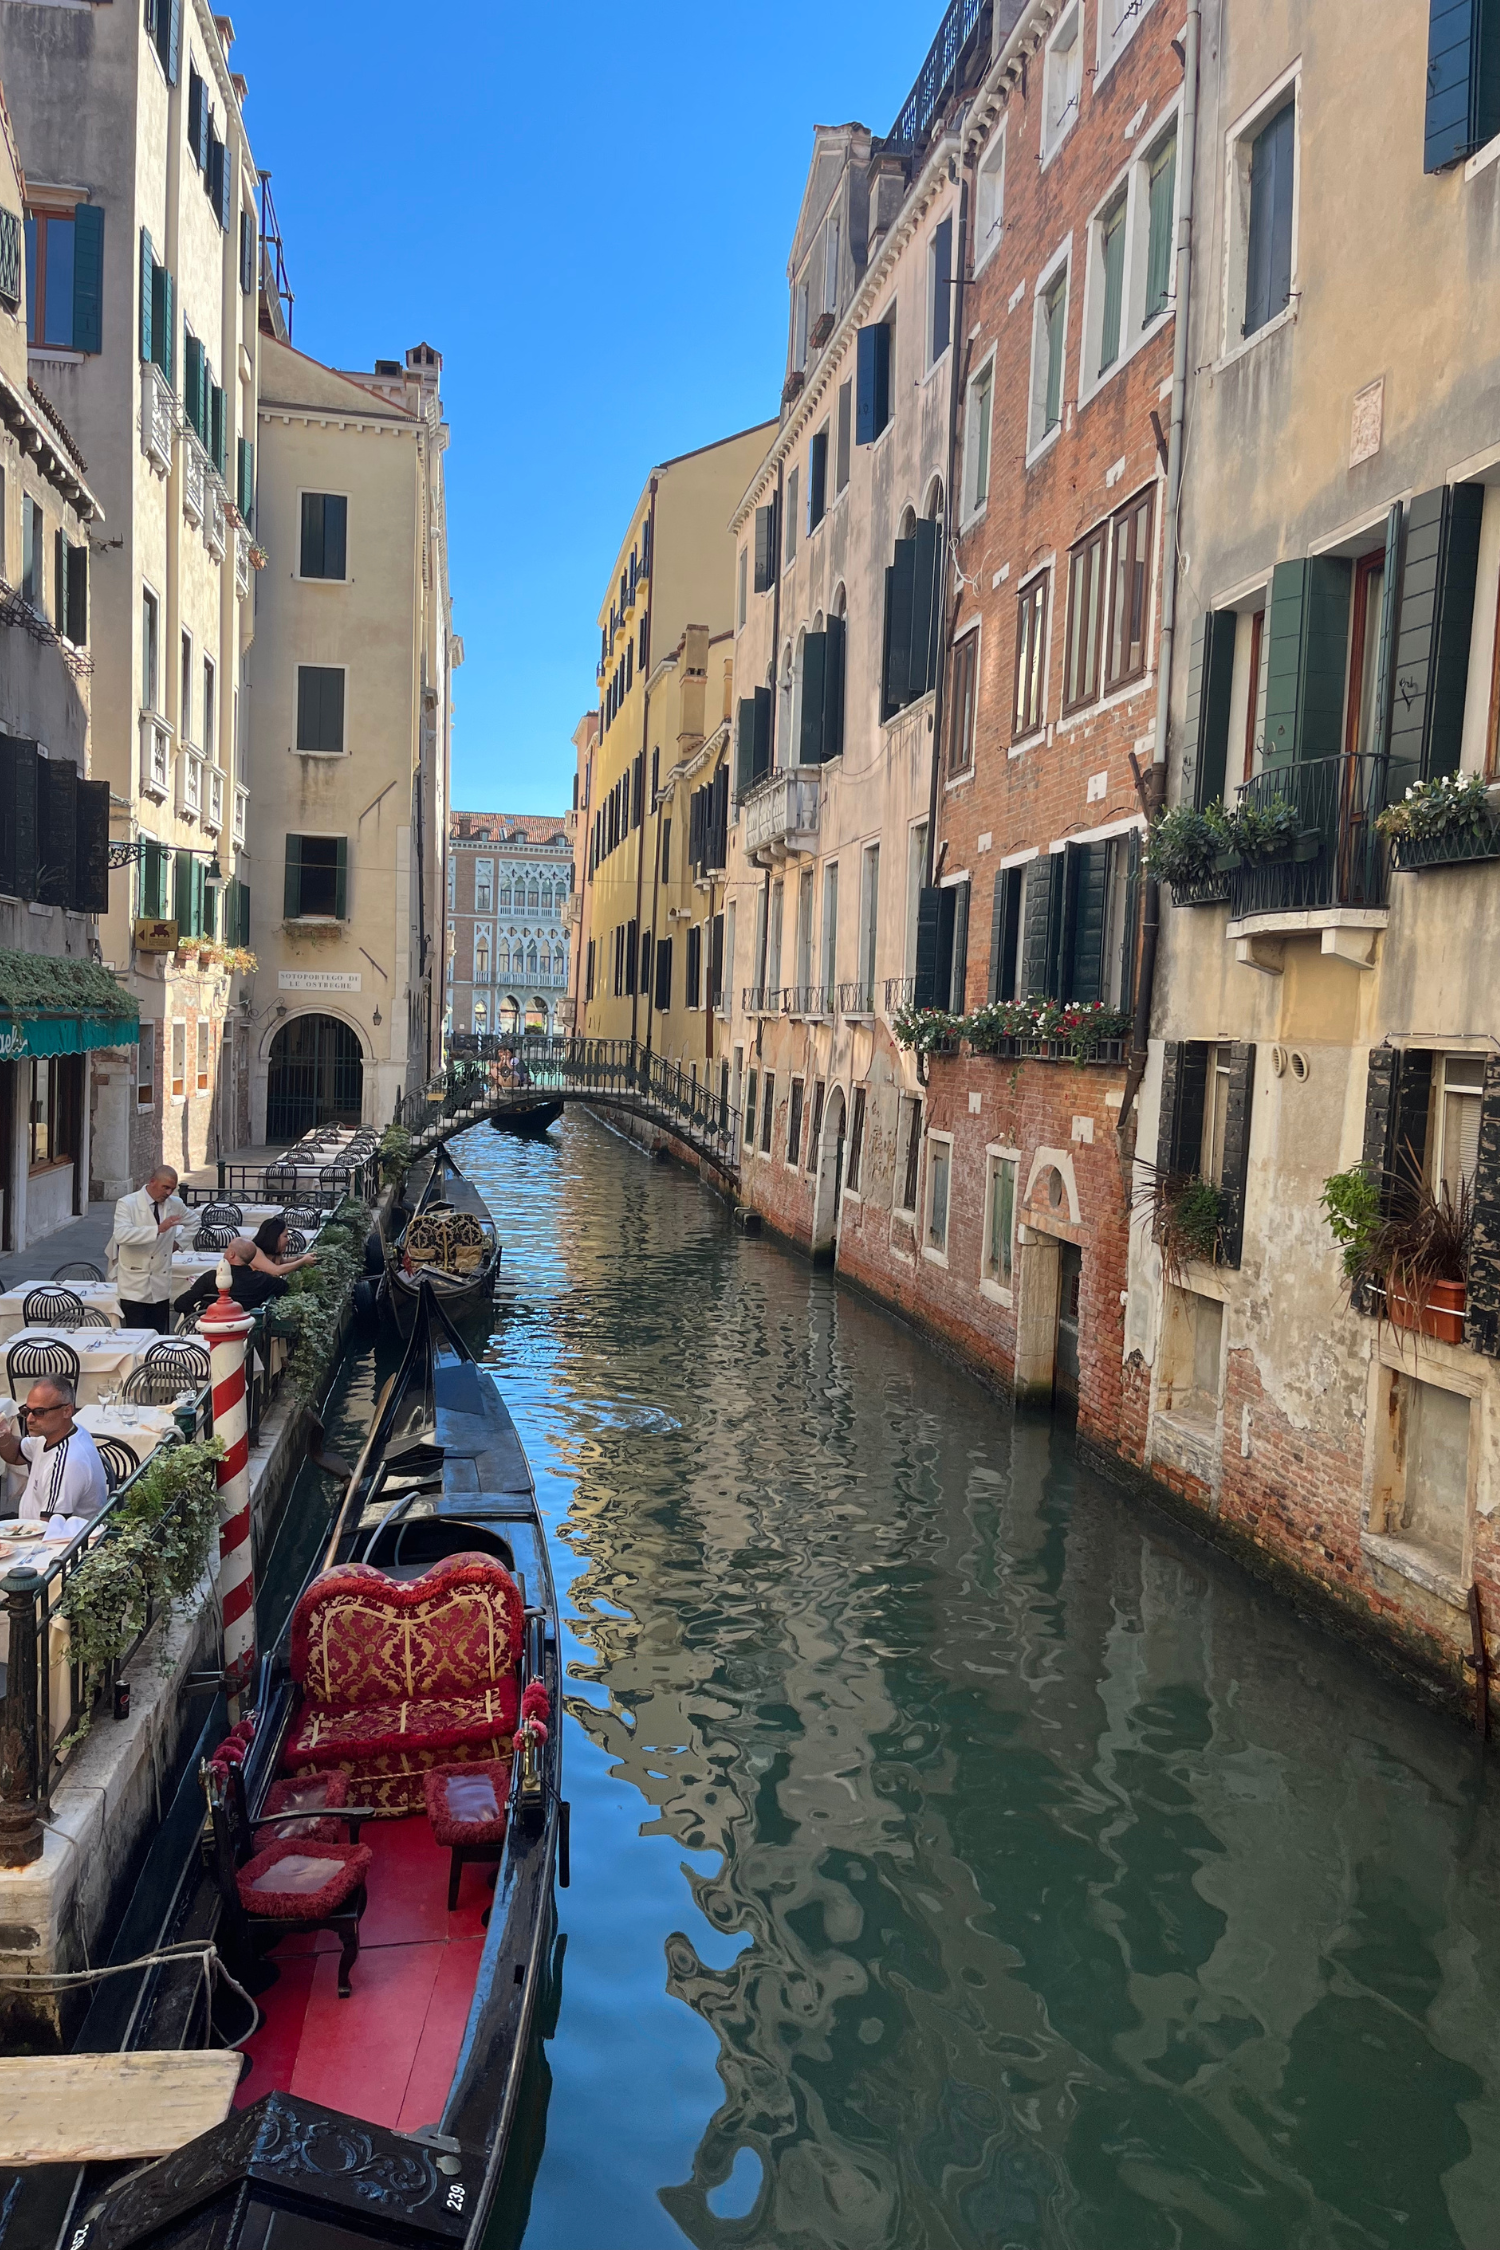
820, 863, 839, 999
1436, 1054, 1484, 1200
473, 999, 488, 1035
760, 1072, 775, 1154
475, 928, 492, 982
795, 867, 814, 995
855, 317, 893, 445
686, 922, 703, 1008
807, 429, 828, 533
824, 216, 840, 312
927, 214, 953, 367
904, 820, 929, 974
1031, 266, 1068, 450
475, 859, 494, 913
896, 1096, 922, 1214
1345, 549, 1388, 762
836, 379, 852, 493
744, 1069, 758, 1151
1201, 1044, 1233, 1185
1042, 7, 1082, 158
136, 1024, 155, 1109
793, 280, 809, 370
1105, 488, 1154, 691
296, 666, 346, 755
1238, 97, 1295, 340
976, 127, 1006, 266
180, 631, 193, 743
1013, 573, 1049, 739
1099, 0, 1159, 74
963, 359, 993, 519
202, 657, 216, 760
737, 547, 747, 629
984, 1154, 1017, 1288
300, 493, 348, 580
784, 468, 799, 566
788, 1077, 805, 1165
767, 880, 784, 993
171, 1019, 187, 1102
284, 834, 348, 920
949, 631, 979, 776
1376, 1373, 1471, 1575
724, 901, 736, 1016
21, 495, 41, 610
1096, 193, 1127, 374
29, 1058, 54, 1167
924, 1136, 952, 1258
446, 857, 456, 910
24, 204, 103, 352
806, 1080, 825, 1171
142, 588, 160, 711
858, 843, 879, 999
0, 208, 20, 309
847, 1086, 866, 1193
1161, 1286, 1225, 1426
1064, 525, 1106, 710
1143, 129, 1177, 325
196, 1017, 210, 1094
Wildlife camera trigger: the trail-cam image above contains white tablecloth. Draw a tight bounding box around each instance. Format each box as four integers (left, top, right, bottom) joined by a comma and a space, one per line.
0, 1327, 190, 1408
0, 1282, 122, 1343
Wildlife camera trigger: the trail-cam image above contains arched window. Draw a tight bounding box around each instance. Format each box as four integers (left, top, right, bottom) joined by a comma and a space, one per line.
924, 475, 945, 523
553, 942, 566, 981
475, 935, 490, 982
540, 879, 553, 911
497, 879, 512, 909
527, 879, 540, 910
497, 940, 510, 976
899, 504, 917, 542
832, 581, 847, 620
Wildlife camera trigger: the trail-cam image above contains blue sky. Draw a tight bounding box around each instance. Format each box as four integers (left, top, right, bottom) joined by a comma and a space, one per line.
232, 0, 935, 815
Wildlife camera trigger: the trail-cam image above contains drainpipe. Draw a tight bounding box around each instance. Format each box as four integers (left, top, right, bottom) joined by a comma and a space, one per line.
645, 763, 663, 1053
924, 157, 971, 898
1118, 1, 1201, 1157
630, 477, 659, 1048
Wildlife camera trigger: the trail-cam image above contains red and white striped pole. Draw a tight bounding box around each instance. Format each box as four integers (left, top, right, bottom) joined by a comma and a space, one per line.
198, 1263, 256, 1721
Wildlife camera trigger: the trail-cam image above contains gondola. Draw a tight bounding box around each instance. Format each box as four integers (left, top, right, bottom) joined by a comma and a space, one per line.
21, 1282, 565, 2250
489, 1100, 563, 1140
384, 1145, 502, 1335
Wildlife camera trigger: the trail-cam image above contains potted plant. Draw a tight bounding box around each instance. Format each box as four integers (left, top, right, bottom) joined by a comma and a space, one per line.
1134, 1161, 1227, 1280
1376, 770, 1500, 870
1219, 793, 1317, 868
1321, 1161, 1472, 1343
1143, 802, 1234, 903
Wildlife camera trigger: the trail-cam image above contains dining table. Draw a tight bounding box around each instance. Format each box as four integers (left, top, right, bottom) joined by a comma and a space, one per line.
0, 1327, 194, 1409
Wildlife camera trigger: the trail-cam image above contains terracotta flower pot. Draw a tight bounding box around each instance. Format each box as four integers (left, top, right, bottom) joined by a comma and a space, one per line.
1387, 1276, 1467, 1346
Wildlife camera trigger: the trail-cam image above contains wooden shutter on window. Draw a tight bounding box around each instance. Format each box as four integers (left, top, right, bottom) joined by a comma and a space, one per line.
1369, 500, 1405, 789
1425, 0, 1500, 171
74, 780, 109, 913
210, 385, 225, 475
856, 323, 890, 444
931, 216, 952, 358
735, 698, 756, 795
948, 880, 969, 1013
237, 437, 254, 523
0, 737, 39, 903
66, 543, 88, 647
882, 543, 916, 718
1156, 1040, 1209, 1176
912, 886, 941, 1007
36, 756, 78, 908
1362, 1042, 1433, 1217
799, 633, 827, 764
72, 205, 103, 355
1218, 1044, 1256, 1268
184, 334, 204, 437
1062, 841, 1108, 1003
1186, 610, 1236, 808
284, 835, 303, 919
655, 936, 672, 1011
187, 69, 204, 164
909, 519, 942, 699
1465, 1052, 1500, 1352
710, 912, 724, 1008
987, 865, 1023, 1002
139, 228, 154, 362
753, 504, 776, 593
1018, 853, 1058, 999
174, 847, 193, 934
324, 496, 347, 581
1261, 557, 1352, 769
1388, 483, 1484, 793
333, 839, 348, 922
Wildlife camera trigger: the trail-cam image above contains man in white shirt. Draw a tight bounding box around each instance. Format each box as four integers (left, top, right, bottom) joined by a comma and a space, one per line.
0, 1379, 109, 1521
109, 1166, 190, 1333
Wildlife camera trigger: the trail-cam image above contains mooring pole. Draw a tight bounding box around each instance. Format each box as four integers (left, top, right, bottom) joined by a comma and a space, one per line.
198, 1263, 257, 1721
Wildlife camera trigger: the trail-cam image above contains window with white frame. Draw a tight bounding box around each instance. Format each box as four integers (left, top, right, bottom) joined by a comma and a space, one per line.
1227, 81, 1297, 346
1082, 116, 1178, 400
1435, 1054, 1484, 1201
1013, 571, 1050, 740
793, 279, 809, 371
948, 627, 979, 777
962, 355, 994, 519
475, 858, 494, 913
976, 126, 1006, 267
924, 1133, 952, 1257
1098, 0, 1159, 80
927, 213, 953, 368
1042, 6, 1082, 160
474, 925, 492, 983
982, 1153, 1017, 1288
1029, 259, 1069, 452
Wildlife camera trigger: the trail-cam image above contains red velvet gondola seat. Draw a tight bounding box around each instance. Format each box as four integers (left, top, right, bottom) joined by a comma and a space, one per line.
282, 1554, 525, 1814
256, 1770, 352, 1846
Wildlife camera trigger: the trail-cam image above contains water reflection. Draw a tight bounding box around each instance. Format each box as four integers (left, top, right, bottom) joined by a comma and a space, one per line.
451, 1114, 1500, 2250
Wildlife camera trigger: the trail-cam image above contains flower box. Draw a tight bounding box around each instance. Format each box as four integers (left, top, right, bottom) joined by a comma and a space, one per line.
1170, 874, 1232, 907
1390, 824, 1500, 873
1387, 1277, 1467, 1347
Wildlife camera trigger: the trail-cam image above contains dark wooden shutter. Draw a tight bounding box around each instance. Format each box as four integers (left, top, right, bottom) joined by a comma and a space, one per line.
36, 756, 78, 907
655, 936, 672, 1011
1388, 483, 1484, 792
625, 916, 638, 996
1019, 853, 1058, 998
139, 227, 154, 362
1466, 1052, 1500, 1352
284, 835, 303, 919
237, 436, 254, 523
1362, 1042, 1433, 1216
66, 543, 88, 646
710, 912, 724, 1009
1062, 841, 1108, 1002
855, 322, 890, 443
1261, 556, 1352, 769
1425, 0, 1500, 171
1243, 101, 1294, 335
1155, 1042, 1184, 1172
163, 0, 181, 82
752, 686, 772, 781
882, 544, 916, 718
324, 495, 347, 581
1186, 610, 1236, 807
822, 615, 846, 760
798, 633, 827, 764
1156, 1040, 1210, 1175
948, 880, 969, 1012
210, 385, 225, 475
184, 333, 204, 437
1361, 1042, 1399, 1173
333, 838, 349, 921
213, 135, 231, 228
187, 68, 204, 164
72, 204, 104, 354
174, 846, 193, 933
912, 886, 941, 1007
931, 216, 953, 359
300, 492, 322, 577
735, 698, 756, 794
192, 855, 206, 937
239, 210, 254, 294
237, 882, 251, 945
987, 865, 1024, 1002
753, 504, 776, 593
74, 779, 110, 912
909, 518, 942, 698
1218, 1043, 1256, 1267
1370, 500, 1405, 789
0, 737, 39, 902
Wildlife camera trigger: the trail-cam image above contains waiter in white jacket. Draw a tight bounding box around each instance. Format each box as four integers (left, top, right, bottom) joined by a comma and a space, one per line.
109, 1166, 190, 1333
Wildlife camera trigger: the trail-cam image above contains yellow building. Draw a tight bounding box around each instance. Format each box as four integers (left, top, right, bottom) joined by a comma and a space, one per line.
580, 423, 773, 1050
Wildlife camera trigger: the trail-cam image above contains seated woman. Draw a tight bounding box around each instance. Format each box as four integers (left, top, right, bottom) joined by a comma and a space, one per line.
250, 1216, 321, 1281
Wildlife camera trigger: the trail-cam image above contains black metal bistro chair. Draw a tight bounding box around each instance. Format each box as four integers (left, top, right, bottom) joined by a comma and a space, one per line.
193, 1224, 238, 1254
21, 1288, 86, 1330
75, 1306, 113, 1329
200, 1204, 244, 1230
6, 1338, 81, 1395
282, 1229, 308, 1256
144, 1338, 211, 1387
50, 1261, 103, 1284
280, 1206, 320, 1229
96, 1437, 140, 1493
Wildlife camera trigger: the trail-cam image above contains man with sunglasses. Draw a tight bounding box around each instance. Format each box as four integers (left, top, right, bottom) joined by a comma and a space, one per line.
0, 1378, 108, 1522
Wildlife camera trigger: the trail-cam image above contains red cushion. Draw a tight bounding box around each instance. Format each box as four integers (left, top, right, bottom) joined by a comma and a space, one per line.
423, 1760, 511, 1847
256, 1771, 350, 1846
298, 1742, 510, 1817
236, 1838, 371, 1921
290, 1554, 524, 1711
284, 1680, 520, 1774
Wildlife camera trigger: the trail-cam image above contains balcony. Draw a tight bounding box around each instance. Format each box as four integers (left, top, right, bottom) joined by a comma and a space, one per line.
176, 747, 205, 822
742, 767, 820, 865
205, 477, 227, 562
232, 783, 249, 849
785, 984, 834, 1018
839, 979, 875, 1017
235, 525, 252, 599
1227, 754, 1389, 970
183, 439, 207, 529
140, 363, 174, 477
202, 764, 225, 834
140, 711, 172, 800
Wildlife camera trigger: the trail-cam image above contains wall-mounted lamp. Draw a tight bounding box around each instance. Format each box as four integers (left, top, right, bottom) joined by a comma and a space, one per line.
372, 1006, 382, 1027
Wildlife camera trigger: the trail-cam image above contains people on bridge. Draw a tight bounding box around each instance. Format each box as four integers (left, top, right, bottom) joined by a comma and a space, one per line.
108, 1166, 190, 1332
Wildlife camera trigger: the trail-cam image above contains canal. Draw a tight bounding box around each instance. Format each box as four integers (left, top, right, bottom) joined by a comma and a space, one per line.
361, 1112, 1500, 2248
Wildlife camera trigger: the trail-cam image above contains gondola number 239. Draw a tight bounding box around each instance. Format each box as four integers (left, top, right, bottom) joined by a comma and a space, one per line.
446, 2184, 466, 2212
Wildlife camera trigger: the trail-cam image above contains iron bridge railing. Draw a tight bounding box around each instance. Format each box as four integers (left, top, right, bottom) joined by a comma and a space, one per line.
401, 1035, 742, 1174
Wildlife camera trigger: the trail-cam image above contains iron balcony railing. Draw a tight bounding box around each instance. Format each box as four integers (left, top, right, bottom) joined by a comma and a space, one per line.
1229, 753, 1389, 920
838, 980, 875, 1016
785, 984, 834, 1018
887, 0, 987, 148
884, 977, 916, 1013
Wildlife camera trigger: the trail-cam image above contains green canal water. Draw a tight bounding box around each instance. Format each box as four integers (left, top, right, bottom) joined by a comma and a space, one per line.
336, 1113, 1500, 2248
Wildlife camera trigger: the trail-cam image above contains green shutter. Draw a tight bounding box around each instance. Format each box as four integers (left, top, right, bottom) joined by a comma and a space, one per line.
153, 267, 175, 387
1143, 132, 1176, 324
1261, 557, 1352, 769
74, 779, 109, 913
1388, 483, 1485, 793
1099, 198, 1126, 371
882, 545, 916, 717
1063, 842, 1108, 1004
192, 856, 206, 938
72, 204, 103, 354
173, 847, 193, 933
1425, 0, 1500, 172
139, 228, 154, 363
822, 613, 846, 761
735, 697, 756, 795
912, 886, 941, 1007
238, 882, 251, 946
1186, 610, 1237, 807
66, 543, 87, 646
798, 632, 827, 765
1019, 853, 1059, 999
284, 834, 303, 919
333, 837, 348, 921
210, 384, 225, 475
184, 335, 204, 439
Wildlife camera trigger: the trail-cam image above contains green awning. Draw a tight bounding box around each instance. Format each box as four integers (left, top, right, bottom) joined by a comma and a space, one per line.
0, 1010, 139, 1060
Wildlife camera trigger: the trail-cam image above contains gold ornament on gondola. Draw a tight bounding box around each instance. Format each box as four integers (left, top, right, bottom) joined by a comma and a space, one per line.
403, 1204, 487, 1274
